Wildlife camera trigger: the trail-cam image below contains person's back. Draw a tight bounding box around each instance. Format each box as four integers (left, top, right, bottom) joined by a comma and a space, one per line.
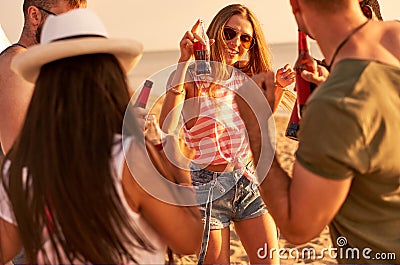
301, 58, 400, 261
0, 45, 33, 153
0, 2, 87, 263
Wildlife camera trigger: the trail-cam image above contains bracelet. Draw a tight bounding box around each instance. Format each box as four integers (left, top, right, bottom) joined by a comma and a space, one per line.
167, 85, 186, 95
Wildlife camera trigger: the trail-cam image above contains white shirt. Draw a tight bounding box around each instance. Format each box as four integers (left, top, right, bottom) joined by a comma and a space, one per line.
0, 135, 167, 264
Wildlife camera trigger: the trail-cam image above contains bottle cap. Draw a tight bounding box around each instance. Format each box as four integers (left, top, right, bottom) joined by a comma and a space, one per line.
144, 80, 153, 88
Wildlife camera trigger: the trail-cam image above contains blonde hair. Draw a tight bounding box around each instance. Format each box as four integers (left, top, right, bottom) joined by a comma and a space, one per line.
205, 4, 295, 111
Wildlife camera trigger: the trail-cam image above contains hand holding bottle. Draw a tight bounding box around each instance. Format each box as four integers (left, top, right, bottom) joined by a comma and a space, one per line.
300, 64, 330, 86
145, 114, 165, 150
132, 107, 147, 130
285, 30, 317, 140
178, 19, 214, 63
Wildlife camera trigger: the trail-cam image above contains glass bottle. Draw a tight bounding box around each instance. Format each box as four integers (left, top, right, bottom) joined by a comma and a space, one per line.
285, 30, 317, 140
193, 20, 211, 76
285, 102, 300, 140
134, 80, 153, 108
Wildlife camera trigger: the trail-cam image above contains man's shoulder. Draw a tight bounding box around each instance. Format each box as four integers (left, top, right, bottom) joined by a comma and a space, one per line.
0, 46, 22, 67
381, 20, 400, 38
0, 47, 31, 92
358, 21, 400, 64
0, 43, 28, 66
383, 19, 400, 28
0, 50, 16, 81
378, 20, 400, 48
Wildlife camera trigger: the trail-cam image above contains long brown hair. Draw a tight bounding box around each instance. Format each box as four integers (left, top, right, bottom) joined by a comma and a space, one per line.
207, 4, 272, 77
2, 54, 152, 263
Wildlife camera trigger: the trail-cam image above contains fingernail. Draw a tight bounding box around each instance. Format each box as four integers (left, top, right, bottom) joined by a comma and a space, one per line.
280, 75, 285, 79
282, 68, 288, 73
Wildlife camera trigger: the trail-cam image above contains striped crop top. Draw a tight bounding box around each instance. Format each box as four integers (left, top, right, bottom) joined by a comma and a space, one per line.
183, 69, 251, 166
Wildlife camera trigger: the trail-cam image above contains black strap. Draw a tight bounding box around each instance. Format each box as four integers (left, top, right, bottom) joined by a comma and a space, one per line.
0, 43, 26, 56
11, 43, 26, 49
328, 20, 369, 69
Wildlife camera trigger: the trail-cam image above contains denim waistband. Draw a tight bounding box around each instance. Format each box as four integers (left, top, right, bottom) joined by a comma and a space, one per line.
190, 163, 243, 182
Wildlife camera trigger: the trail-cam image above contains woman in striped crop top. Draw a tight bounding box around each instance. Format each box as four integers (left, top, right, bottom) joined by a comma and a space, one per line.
160, 4, 295, 264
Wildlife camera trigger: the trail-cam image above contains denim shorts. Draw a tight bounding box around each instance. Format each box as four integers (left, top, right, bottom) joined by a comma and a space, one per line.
190, 164, 267, 230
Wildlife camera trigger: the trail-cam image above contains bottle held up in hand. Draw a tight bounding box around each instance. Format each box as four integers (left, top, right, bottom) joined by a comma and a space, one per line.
134, 80, 154, 108
285, 30, 317, 140
193, 20, 211, 76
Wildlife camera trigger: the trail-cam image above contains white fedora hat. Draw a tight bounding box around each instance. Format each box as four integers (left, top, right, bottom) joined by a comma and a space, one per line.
12, 8, 143, 83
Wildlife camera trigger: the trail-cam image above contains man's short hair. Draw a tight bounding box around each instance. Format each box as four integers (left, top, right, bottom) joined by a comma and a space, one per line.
301, 0, 349, 13
23, 0, 87, 18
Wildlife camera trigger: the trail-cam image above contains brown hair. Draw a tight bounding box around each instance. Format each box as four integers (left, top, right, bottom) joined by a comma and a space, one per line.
300, 0, 349, 13
23, 0, 87, 16
207, 4, 272, 77
2, 54, 151, 263
22, 0, 87, 29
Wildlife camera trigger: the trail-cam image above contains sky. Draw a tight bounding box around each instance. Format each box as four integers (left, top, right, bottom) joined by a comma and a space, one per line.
1, 0, 399, 52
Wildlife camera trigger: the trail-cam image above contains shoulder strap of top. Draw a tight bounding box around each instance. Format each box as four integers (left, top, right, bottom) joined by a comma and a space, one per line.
0, 43, 26, 56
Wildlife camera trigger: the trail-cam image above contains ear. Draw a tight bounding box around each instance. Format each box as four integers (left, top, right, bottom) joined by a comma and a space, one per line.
361, 5, 373, 19
27, 6, 43, 26
290, 0, 300, 14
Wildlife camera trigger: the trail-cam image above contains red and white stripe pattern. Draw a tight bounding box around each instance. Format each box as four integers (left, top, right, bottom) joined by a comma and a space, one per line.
183, 70, 251, 166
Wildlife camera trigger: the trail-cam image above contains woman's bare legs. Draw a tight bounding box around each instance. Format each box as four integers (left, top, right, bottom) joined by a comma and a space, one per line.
200, 227, 230, 264
235, 213, 279, 264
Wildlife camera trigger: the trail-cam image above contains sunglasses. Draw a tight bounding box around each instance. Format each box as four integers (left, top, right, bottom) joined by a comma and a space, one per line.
34, 5, 57, 16
223, 26, 255, 49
